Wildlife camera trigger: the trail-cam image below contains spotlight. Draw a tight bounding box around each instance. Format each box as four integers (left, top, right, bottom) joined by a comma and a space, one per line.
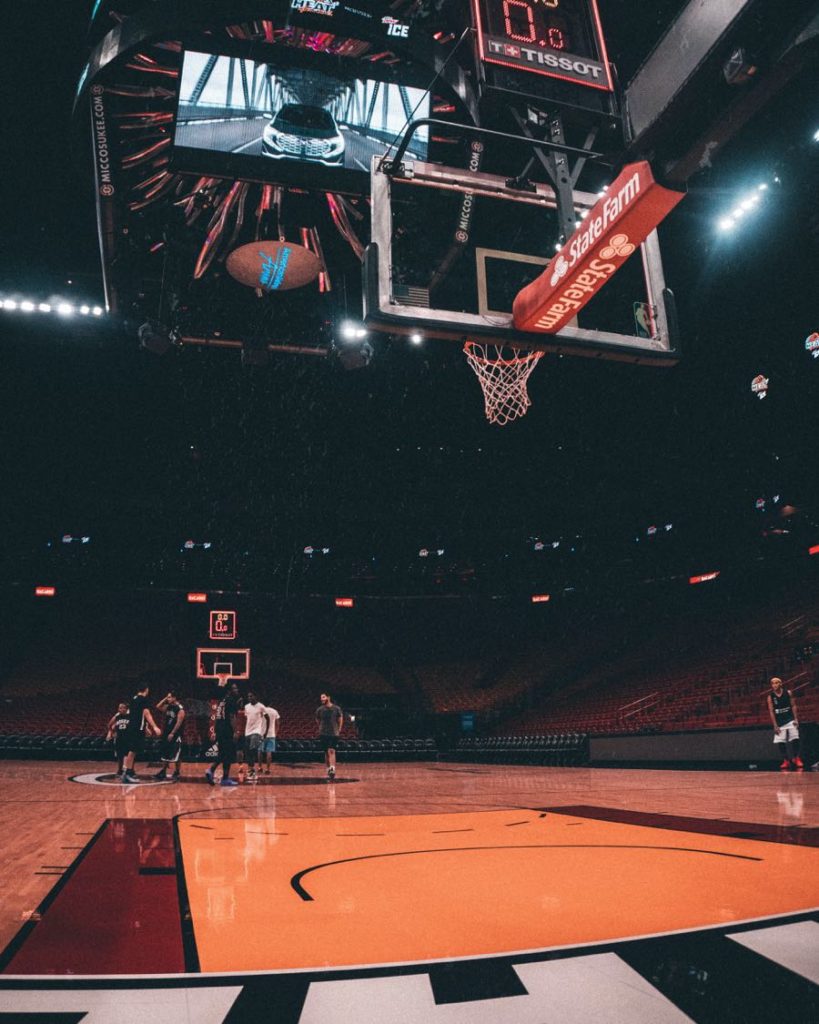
339, 320, 367, 342
3, 299, 18, 310
410, 332, 423, 345
92, 306, 103, 316
38, 303, 52, 312
718, 217, 735, 231
138, 320, 172, 355
79, 305, 90, 315
20, 300, 34, 312
56, 303, 74, 316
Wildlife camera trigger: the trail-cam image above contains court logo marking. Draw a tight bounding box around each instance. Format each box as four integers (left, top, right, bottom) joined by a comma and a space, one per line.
69, 772, 177, 788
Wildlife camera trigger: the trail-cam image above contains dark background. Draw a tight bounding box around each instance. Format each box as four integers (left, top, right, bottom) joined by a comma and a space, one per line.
1, 1, 817, 592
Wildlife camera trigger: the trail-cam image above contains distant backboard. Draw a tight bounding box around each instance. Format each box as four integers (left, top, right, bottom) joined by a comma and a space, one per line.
196, 647, 250, 680
364, 159, 679, 365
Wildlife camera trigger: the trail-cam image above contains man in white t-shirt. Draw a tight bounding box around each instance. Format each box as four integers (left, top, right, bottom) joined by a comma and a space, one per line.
261, 702, 281, 775
243, 692, 270, 782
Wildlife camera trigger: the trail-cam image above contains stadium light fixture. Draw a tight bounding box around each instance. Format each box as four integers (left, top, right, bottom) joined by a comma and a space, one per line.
410, 332, 423, 345
0, 297, 105, 318
339, 320, 367, 342
716, 181, 775, 233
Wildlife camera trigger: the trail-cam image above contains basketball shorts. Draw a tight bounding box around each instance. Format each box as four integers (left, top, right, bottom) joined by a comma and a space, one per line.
319, 734, 339, 752
160, 735, 182, 763
774, 721, 799, 743
262, 737, 277, 754
121, 731, 143, 756
245, 733, 263, 756
215, 727, 236, 761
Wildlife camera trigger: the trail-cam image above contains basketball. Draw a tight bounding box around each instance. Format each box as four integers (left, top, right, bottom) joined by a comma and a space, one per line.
226, 240, 320, 292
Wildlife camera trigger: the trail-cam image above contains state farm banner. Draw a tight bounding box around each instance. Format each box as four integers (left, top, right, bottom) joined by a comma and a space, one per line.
513, 162, 684, 334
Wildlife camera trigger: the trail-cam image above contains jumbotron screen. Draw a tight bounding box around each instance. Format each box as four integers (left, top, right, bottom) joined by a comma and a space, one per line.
174, 50, 430, 187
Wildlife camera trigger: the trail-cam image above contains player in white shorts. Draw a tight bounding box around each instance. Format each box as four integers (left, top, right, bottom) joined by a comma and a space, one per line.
767, 676, 803, 770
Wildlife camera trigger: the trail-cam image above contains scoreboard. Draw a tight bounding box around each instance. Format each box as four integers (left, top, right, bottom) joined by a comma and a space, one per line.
472, 0, 613, 92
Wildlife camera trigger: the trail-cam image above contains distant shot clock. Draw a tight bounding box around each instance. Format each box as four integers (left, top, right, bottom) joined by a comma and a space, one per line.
472, 0, 613, 91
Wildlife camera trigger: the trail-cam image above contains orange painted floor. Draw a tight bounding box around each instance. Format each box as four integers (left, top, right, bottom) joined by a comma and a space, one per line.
178, 808, 819, 973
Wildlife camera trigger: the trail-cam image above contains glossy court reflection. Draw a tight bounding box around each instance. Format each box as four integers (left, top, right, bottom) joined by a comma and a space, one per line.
178, 808, 819, 972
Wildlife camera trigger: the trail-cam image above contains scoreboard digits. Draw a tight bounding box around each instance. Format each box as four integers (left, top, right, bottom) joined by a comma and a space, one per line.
472, 0, 613, 91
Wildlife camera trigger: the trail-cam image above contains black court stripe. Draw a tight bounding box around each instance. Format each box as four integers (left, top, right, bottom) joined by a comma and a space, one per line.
172, 815, 200, 973
617, 928, 819, 1024
222, 974, 310, 1024
291, 843, 761, 900
0, 1014, 86, 1022
0, 820, 109, 973
428, 959, 528, 1004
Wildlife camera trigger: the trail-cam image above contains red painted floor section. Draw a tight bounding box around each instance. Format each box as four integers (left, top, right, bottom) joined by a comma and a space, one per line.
3, 819, 186, 975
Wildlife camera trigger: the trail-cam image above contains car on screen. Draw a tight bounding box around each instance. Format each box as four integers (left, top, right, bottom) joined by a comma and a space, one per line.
262, 104, 345, 165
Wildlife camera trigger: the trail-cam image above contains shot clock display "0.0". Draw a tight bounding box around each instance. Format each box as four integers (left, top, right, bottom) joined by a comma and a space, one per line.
472, 0, 613, 90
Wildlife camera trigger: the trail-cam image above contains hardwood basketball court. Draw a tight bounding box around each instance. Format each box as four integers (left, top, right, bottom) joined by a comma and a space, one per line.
1, 760, 818, 1021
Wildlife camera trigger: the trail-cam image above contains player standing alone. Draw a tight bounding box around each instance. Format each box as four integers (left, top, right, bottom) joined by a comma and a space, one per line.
155, 690, 186, 780
316, 692, 343, 781
767, 676, 804, 771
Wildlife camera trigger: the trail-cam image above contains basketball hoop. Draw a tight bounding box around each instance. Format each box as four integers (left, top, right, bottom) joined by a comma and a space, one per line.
463, 341, 544, 426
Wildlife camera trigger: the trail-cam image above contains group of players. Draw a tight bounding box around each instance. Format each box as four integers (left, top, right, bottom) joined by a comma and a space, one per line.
106, 679, 343, 785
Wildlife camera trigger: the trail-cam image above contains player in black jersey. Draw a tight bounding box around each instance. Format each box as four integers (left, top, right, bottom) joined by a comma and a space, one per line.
767, 676, 803, 770
121, 685, 162, 784
205, 678, 242, 787
155, 691, 186, 780
105, 702, 131, 777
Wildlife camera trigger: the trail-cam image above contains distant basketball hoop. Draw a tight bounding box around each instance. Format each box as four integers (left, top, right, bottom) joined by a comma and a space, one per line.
463, 341, 544, 426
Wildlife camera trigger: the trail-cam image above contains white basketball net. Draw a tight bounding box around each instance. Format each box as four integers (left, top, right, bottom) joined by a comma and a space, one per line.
463, 341, 544, 426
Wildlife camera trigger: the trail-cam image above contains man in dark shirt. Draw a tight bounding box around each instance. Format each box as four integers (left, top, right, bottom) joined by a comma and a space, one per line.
315, 692, 343, 781
155, 690, 186, 780
121, 685, 161, 784
767, 676, 803, 770
205, 678, 242, 787
105, 702, 130, 777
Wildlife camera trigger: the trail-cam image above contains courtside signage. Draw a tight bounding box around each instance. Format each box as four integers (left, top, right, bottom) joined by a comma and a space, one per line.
689, 571, 720, 585
513, 161, 684, 334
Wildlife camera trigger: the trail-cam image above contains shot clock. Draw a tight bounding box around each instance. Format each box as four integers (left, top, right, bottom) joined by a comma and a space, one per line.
472, 0, 613, 91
